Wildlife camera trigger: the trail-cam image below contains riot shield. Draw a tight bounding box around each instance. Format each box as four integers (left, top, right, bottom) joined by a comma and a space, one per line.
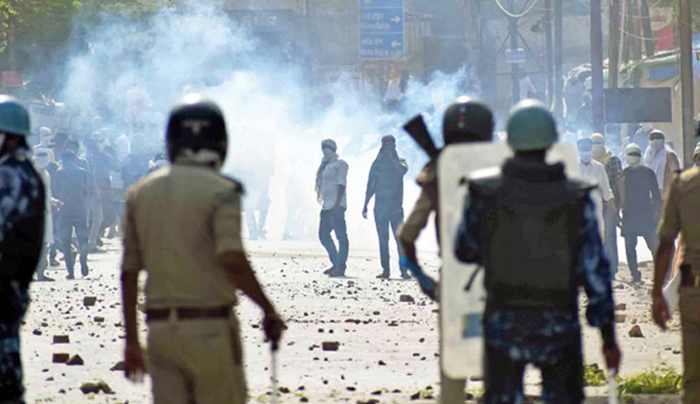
438, 141, 581, 379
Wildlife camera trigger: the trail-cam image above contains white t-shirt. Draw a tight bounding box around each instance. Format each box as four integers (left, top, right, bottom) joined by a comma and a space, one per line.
320, 159, 348, 210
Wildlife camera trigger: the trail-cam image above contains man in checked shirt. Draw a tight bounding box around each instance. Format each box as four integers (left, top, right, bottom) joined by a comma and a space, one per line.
454, 100, 621, 404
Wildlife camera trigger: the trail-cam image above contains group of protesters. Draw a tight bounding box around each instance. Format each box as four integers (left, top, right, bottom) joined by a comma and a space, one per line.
28, 121, 167, 281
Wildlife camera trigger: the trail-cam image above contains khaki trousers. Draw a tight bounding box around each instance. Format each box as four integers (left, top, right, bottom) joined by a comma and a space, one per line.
680, 287, 700, 404
147, 314, 247, 404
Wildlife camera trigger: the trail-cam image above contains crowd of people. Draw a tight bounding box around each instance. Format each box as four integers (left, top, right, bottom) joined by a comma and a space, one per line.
3, 90, 700, 404
28, 122, 167, 281
573, 125, 698, 284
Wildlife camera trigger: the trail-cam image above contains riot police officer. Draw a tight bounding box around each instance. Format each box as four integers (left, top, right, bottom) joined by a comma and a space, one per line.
0, 96, 46, 402
454, 100, 620, 404
397, 96, 494, 404
397, 97, 495, 296
120, 95, 284, 403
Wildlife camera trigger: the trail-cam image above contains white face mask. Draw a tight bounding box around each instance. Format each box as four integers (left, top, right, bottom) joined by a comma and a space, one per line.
626, 155, 641, 166
649, 139, 665, 151
579, 151, 592, 163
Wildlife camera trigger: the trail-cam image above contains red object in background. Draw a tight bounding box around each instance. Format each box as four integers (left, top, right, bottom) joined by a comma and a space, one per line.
2, 71, 22, 87
655, 23, 675, 52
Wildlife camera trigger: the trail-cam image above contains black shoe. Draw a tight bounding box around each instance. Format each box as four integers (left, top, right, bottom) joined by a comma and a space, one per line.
81, 265, 89, 277
323, 267, 336, 275
66, 273, 75, 280
96, 238, 103, 247
37, 275, 55, 282
50, 259, 60, 267
328, 267, 346, 278
376, 273, 390, 279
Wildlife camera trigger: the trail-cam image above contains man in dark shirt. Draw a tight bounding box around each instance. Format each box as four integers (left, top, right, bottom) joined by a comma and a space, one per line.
121, 134, 151, 190
53, 150, 91, 279
620, 143, 662, 283
363, 135, 409, 279
0, 96, 46, 402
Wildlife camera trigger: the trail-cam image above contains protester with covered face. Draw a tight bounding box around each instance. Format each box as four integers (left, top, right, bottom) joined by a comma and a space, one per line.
363, 135, 409, 279
34, 127, 53, 150
591, 133, 623, 272
643, 130, 681, 200
316, 138, 349, 277
577, 138, 614, 238
620, 143, 662, 283
0, 96, 46, 402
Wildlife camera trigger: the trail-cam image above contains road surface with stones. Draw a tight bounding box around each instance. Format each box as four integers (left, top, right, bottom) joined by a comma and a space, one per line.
22, 238, 682, 403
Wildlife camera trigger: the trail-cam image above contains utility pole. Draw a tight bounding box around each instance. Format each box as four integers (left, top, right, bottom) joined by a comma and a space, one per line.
508, 0, 520, 105
590, 0, 605, 134
679, 0, 695, 167
553, 0, 563, 121
544, 0, 554, 106
639, 0, 654, 57
608, 0, 621, 89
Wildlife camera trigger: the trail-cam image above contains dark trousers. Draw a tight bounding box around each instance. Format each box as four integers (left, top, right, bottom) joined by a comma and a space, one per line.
58, 213, 89, 275
603, 202, 619, 274
374, 205, 404, 274
484, 339, 584, 404
624, 231, 657, 280
0, 283, 28, 402
319, 208, 349, 269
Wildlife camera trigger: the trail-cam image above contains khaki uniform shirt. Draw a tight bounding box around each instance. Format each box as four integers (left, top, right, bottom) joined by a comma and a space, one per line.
397, 161, 440, 245
658, 166, 700, 270
121, 164, 244, 309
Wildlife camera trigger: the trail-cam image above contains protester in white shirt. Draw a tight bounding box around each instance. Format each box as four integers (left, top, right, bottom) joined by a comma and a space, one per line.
315, 139, 349, 277
577, 138, 614, 237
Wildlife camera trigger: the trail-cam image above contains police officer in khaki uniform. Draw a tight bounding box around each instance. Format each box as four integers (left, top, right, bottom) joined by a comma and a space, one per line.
121, 95, 284, 404
652, 164, 700, 404
397, 97, 494, 404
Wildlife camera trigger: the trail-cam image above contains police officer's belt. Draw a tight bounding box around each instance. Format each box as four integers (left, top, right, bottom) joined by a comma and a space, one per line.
145, 306, 231, 322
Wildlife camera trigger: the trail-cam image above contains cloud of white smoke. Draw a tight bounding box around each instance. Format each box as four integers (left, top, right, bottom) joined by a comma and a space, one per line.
58, 1, 481, 252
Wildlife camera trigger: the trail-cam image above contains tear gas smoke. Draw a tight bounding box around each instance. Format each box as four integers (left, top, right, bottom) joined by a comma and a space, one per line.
58, 1, 481, 251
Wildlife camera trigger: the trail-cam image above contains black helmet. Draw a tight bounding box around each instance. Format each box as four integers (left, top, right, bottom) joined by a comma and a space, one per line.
166, 94, 227, 163
442, 96, 494, 145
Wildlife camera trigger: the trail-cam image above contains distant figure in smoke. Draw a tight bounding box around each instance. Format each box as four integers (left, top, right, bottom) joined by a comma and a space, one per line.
122, 135, 151, 190
54, 149, 91, 279
316, 139, 349, 277
244, 158, 273, 241
643, 130, 681, 200
591, 133, 623, 275
362, 135, 410, 279
620, 143, 662, 283
576, 138, 614, 238
33, 147, 59, 282
0, 96, 46, 403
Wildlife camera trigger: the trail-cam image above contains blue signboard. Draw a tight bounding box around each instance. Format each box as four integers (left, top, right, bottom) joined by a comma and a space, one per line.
359, 0, 404, 60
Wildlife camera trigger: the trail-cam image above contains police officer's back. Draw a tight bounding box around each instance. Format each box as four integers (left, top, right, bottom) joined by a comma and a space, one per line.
120, 95, 283, 404
0, 96, 45, 402
454, 100, 620, 404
